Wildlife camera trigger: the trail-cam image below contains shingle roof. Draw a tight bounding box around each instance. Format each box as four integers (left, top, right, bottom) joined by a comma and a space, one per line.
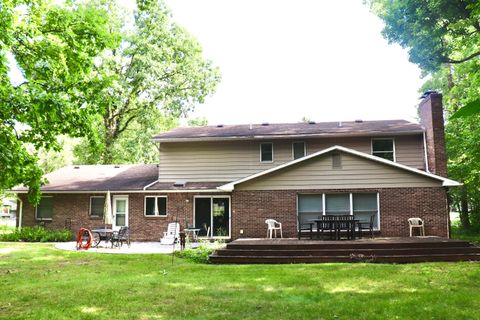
13, 164, 159, 192
153, 120, 423, 142
146, 181, 226, 191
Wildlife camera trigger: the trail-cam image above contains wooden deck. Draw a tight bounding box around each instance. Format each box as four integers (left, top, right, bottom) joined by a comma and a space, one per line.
209, 237, 480, 264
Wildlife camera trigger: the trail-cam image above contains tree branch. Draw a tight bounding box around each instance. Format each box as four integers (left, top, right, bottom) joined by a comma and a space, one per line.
116, 114, 138, 136
443, 50, 480, 64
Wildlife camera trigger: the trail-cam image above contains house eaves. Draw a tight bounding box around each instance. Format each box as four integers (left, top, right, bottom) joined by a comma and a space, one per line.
218, 145, 462, 191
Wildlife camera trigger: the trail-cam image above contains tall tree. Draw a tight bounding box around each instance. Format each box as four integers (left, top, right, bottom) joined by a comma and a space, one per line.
0, 0, 119, 203
85, 0, 220, 164
369, 0, 480, 117
369, 0, 480, 229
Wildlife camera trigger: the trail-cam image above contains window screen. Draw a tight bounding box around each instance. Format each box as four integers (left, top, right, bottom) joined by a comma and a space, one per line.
353, 193, 379, 229
372, 139, 394, 161
325, 194, 350, 215
293, 142, 305, 160
37, 197, 53, 220
157, 197, 167, 216
90, 197, 105, 217
297, 194, 323, 229
260, 143, 273, 162
145, 197, 156, 216
145, 196, 167, 216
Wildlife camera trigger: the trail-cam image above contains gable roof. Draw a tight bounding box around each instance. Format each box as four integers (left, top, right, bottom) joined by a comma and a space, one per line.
218, 146, 461, 191
12, 164, 159, 193
153, 120, 424, 142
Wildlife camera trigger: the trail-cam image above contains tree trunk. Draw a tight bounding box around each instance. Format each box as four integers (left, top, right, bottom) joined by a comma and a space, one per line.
101, 108, 118, 164
460, 186, 471, 229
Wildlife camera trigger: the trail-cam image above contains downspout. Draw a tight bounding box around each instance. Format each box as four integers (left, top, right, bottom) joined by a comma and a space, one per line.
143, 179, 159, 191
422, 130, 430, 173
17, 197, 23, 230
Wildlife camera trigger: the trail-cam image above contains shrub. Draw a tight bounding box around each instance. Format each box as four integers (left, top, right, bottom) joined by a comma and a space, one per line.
175, 241, 225, 264
0, 226, 73, 242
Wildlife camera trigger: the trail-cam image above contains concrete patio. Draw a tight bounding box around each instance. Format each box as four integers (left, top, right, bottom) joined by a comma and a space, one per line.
55, 241, 183, 254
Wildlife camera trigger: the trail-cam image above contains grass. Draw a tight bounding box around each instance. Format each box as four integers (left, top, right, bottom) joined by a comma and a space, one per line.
1, 243, 480, 319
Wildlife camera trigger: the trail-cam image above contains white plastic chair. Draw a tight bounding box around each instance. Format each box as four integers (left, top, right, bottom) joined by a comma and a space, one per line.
265, 219, 283, 238
160, 222, 180, 244
408, 218, 425, 237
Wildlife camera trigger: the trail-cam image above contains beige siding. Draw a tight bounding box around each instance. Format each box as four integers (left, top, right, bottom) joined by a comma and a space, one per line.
236, 152, 441, 190
158, 135, 426, 182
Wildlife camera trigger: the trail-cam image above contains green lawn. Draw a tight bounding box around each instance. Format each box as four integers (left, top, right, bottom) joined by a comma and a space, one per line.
1, 243, 480, 319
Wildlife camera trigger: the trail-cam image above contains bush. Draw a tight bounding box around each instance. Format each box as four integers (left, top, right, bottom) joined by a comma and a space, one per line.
0, 226, 73, 242
175, 241, 225, 264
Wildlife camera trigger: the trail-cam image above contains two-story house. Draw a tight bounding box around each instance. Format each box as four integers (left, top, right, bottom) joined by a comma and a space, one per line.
14, 91, 461, 240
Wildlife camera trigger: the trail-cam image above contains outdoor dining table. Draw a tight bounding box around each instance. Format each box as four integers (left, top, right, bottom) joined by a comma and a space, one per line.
184, 228, 201, 242
91, 228, 114, 248
309, 217, 359, 240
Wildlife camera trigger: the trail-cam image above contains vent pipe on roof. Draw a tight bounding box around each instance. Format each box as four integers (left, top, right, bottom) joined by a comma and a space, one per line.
249, 124, 253, 130
338, 121, 342, 127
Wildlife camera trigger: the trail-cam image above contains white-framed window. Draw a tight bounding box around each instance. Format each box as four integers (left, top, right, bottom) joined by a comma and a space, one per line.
144, 196, 167, 216
297, 193, 380, 230
89, 196, 105, 217
371, 138, 395, 161
36, 196, 53, 221
292, 142, 306, 160
260, 143, 273, 162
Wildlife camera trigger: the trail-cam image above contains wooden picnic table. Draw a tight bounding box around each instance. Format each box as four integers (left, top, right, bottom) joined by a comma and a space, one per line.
309, 216, 359, 240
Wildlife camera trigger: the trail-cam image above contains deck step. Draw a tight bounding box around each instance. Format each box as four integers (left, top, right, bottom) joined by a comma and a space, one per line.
209, 253, 480, 264
215, 247, 480, 257
210, 238, 480, 264
226, 240, 474, 251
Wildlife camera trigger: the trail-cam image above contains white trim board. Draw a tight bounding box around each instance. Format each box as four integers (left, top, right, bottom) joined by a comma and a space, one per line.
218, 145, 462, 191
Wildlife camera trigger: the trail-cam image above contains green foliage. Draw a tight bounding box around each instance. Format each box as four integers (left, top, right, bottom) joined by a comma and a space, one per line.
370, 0, 480, 229
370, 0, 480, 72
0, 0, 120, 204
175, 241, 224, 263
187, 117, 208, 127
0, 226, 73, 242
450, 98, 480, 119
81, 0, 220, 164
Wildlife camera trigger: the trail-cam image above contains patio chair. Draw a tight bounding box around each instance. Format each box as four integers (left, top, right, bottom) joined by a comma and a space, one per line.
297, 216, 314, 240
265, 219, 283, 239
408, 218, 425, 236
160, 222, 180, 245
111, 226, 130, 248
357, 215, 375, 239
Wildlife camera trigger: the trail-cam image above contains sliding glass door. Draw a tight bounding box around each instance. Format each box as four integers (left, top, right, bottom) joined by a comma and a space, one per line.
194, 197, 230, 238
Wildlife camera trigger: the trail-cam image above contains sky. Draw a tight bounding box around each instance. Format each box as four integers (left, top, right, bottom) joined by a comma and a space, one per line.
164, 0, 426, 125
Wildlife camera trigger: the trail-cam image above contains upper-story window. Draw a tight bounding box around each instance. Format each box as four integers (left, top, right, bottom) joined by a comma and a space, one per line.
372, 138, 395, 161
260, 143, 273, 162
292, 142, 306, 160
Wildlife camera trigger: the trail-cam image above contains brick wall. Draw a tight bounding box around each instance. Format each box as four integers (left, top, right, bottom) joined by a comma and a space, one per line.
231, 187, 449, 239
419, 92, 448, 177
19, 192, 224, 241
19, 187, 449, 241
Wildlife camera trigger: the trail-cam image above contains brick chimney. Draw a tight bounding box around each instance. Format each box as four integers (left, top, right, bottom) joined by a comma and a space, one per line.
418, 91, 447, 177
